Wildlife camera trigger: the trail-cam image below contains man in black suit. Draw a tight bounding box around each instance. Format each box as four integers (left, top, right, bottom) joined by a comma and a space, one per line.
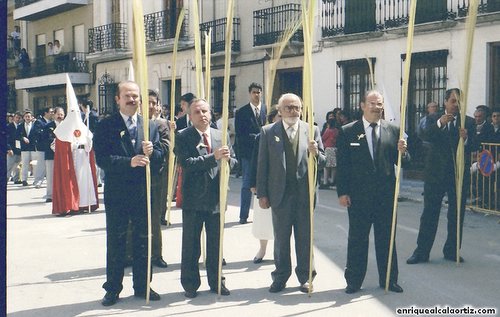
235, 82, 267, 224
148, 90, 170, 268
336, 90, 408, 294
174, 98, 236, 299
42, 107, 65, 202
474, 106, 494, 145
94, 81, 165, 306
407, 88, 477, 265
6, 112, 22, 184
175, 92, 196, 131
33, 107, 53, 188
256, 93, 326, 294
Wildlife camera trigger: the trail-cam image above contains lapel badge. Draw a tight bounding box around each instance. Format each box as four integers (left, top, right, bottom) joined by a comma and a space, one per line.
120, 130, 125, 138
357, 133, 365, 140
275, 136, 280, 142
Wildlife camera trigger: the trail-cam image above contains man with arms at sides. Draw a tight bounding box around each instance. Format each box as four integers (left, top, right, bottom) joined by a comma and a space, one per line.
407, 88, 477, 265
6, 112, 23, 184
94, 81, 165, 306
43, 107, 64, 203
235, 82, 267, 224
174, 98, 237, 298
336, 90, 409, 294
33, 107, 53, 188
17, 110, 38, 186
148, 89, 170, 267
256, 93, 326, 293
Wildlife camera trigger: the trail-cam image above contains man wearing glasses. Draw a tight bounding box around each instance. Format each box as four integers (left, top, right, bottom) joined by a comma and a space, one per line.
256, 93, 325, 294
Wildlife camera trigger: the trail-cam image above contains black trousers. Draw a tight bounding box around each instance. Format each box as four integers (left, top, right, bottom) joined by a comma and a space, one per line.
345, 197, 398, 288
181, 209, 221, 292
415, 179, 467, 258
103, 200, 150, 294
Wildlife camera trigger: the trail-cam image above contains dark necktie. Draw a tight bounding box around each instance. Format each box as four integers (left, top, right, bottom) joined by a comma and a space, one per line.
370, 122, 378, 160
127, 116, 137, 144
255, 107, 261, 125
202, 133, 211, 153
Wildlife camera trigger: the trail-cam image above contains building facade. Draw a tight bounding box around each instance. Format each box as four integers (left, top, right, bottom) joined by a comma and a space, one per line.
9, 0, 500, 166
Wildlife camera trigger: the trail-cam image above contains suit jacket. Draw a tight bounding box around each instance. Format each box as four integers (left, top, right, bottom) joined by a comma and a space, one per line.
256, 120, 326, 208
42, 121, 57, 160
476, 121, 495, 145
336, 119, 408, 203
421, 113, 477, 184
235, 103, 267, 159
16, 121, 38, 152
94, 112, 164, 209
174, 126, 237, 211
175, 115, 189, 132
153, 117, 170, 176
6, 122, 21, 155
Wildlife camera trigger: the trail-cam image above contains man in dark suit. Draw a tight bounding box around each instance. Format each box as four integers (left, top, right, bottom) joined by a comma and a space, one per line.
174, 98, 236, 299
407, 88, 477, 265
32, 107, 54, 188
94, 81, 165, 306
235, 82, 267, 224
42, 107, 65, 202
256, 93, 326, 293
6, 112, 22, 184
336, 90, 408, 294
175, 92, 196, 131
474, 106, 494, 145
17, 110, 38, 186
148, 90, 170, 268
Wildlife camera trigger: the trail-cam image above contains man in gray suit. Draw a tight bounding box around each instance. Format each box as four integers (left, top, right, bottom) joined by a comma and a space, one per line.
256, 93, 326, 293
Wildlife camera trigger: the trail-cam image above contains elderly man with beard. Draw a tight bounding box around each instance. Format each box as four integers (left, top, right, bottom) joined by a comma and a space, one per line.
256, 93, 326, 293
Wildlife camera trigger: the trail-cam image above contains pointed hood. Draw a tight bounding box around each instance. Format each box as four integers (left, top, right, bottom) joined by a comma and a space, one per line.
54, 75, 92, 144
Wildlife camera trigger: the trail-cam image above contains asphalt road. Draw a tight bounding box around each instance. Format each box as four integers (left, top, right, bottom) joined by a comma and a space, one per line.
6, 176, 500, 317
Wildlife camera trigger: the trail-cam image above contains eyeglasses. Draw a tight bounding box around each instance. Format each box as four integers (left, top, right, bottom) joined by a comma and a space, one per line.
282, 105, 302, 112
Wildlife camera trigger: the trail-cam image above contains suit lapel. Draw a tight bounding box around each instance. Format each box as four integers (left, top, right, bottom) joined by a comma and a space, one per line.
271, 121, 286, 170
116, 114, 135, 156
134, 116, 144, 154
296, 121, 308, 168
353, 120, 372, 162
209, 128, 221, 178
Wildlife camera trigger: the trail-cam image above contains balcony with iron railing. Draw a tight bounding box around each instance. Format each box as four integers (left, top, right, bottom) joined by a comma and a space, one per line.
16, 52, 89, 79
200, 17, 241, 54
14, 0, 88, 21
321, 0, 500, 38
253, 3, 303, 47
88, 23, 128, 53
144, 8, 186, 42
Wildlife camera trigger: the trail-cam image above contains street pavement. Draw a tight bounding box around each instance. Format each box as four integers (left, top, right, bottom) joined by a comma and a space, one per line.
6, 176, 500, 317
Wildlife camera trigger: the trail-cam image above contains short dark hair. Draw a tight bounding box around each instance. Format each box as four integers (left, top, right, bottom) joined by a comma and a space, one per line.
115, 81, 139, 97
180, 92, 196, 104
445, 88, 461, 101
268, 106, 279, 123
43, 107, 53, 114
248, 82, 262, 93
148, 89, 159, 103
23, 110, 32, 116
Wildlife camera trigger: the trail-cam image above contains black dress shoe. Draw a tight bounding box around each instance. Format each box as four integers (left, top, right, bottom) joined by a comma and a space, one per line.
14, 180, 23, 184
222, 258, 227, 266
345, 285, 360, 294
253, 257, 263, 264
153, 257, 168, 268
299, 282, 313, 293
444, 254, 464, 263
45, 198, 52, 203
184, 290, 197, 298
383, 283, 404, 293
269, 281, 286, 293
210, 284, 230, 296
239, 219, 248, 224
22, 181, 28, 186
134, 288, 161, 301
406, 254, 429, 264
161, 219, 169, 226
101, 291, 119, 306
